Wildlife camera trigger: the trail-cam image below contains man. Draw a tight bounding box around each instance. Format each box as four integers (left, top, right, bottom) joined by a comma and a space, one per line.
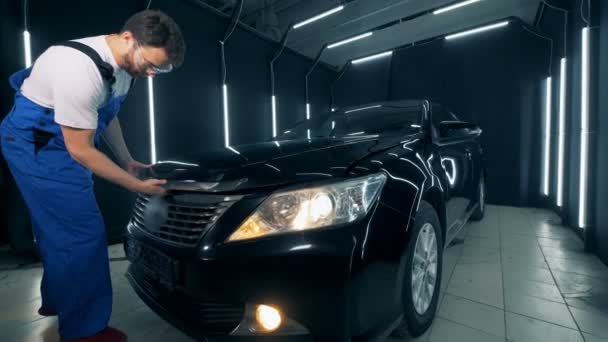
0, 10, 185, 342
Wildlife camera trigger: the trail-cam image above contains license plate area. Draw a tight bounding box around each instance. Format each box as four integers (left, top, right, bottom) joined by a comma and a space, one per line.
126, 238, 178, 291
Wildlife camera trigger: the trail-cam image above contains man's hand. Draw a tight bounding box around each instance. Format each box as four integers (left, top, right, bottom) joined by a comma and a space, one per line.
61, 125, 165, 195
134, 178, 167, 195
126, 159, 151, 179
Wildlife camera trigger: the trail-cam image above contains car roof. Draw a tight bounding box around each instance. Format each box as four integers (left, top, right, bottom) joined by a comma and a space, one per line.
340, 99, 427, 113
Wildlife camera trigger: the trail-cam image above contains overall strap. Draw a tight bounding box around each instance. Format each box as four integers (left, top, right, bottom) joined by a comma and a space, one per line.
54, 41, 116, 88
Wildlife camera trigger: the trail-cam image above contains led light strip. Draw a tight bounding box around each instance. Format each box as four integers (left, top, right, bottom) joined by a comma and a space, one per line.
433, 0, 482, 15
557, 58, 567, 207
345, 104, 382, 114
147, 77, 157, 164
328, 32, 373, 49
272, 95, 277, 137
352, 51, 393, 65
542, 77, 552, 196
23, 30, 32, 67
445, 21, 509, 40
578, 28, 590, 228
223, 84, 230, 147
293, 5, 344, 29
306, 103, 311, 120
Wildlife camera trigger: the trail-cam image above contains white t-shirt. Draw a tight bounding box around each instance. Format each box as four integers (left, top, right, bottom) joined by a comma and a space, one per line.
20, 35, 133, 130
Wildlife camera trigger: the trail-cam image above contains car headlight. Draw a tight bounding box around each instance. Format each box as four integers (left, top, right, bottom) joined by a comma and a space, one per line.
227, 173, 387, 242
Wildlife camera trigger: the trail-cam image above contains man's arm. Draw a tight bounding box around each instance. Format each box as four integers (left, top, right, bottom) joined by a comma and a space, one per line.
61, 125, 166, 195
102, 117, 133, 167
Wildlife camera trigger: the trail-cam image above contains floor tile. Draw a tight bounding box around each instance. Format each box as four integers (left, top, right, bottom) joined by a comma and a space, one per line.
505, 312, 584, 342
532, 220, 580, 239
503, 276, 564, 303
458, 245, 501, 264
462, 236, 501, 250
428, 318, 503, 342
504, 292, 577, 329
502, 262, 555, 285
501, 235, 542, 250
542, 246, 591, 260
570, 307, 608, 338
552, 270, 608, 298
0, 296, 42, 323
501, 252, 549, 270
446, 264, 504, 308
538, 237, 585, 251
108, 243, 126, 259
566, 297, 608, 318
546, 257, 608, 280
465, 223, 500, 239
0, 317, 60, 342
584, 333, 608, 342
438, 294, 505, 337
441, 260, 457, 292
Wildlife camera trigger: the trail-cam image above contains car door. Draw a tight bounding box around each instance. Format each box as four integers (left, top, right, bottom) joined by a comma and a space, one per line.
431, 104, 476, 233
445, 108, 481, 209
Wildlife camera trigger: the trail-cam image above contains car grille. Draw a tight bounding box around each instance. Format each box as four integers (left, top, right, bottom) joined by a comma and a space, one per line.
130, 192, 240, 247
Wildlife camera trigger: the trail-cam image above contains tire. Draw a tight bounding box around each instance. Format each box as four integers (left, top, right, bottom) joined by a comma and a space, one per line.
392, 201, 443, 338
471, 174, 485, 221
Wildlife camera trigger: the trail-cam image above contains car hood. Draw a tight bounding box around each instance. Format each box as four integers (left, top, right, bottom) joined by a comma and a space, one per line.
150, 134, 419, 192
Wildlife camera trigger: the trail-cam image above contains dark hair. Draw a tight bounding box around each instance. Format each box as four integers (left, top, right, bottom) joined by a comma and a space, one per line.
122, 9, 186, 68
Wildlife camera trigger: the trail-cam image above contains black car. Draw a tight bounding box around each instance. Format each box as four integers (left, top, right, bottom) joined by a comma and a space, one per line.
124, 99, 486, 341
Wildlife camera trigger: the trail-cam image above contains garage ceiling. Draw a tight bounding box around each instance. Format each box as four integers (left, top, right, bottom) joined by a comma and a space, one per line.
200, 0, 543, 67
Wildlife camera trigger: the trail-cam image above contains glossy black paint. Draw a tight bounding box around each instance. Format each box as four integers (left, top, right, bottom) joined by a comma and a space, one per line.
125, 99, 485, 341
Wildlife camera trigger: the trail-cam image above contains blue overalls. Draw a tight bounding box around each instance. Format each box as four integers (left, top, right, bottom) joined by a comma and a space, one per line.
0, 64, 128, 340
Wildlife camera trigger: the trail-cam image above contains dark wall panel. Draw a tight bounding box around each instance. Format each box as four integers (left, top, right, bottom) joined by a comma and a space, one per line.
226, 27, 274, 146
541, 0, 603, 259
595, 0, 608, 263
394, 21, 548, 207
563, 4, 585, 228
335, 20, 549, 206
309, 64, 334, 119
152, 0, 336, 151
333, 56, 391, 108
275, 52, 308, 131
562, 1, 600, 240
152, 0, 224, 157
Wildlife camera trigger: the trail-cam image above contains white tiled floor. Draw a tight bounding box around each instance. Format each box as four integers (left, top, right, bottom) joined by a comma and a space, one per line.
2, 205, 608, 342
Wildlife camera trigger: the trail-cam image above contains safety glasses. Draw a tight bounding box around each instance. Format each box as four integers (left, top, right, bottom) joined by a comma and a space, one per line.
134, 43, 173, 74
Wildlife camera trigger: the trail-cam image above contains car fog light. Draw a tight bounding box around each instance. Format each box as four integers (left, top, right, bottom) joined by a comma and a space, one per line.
255, 305, 282, 332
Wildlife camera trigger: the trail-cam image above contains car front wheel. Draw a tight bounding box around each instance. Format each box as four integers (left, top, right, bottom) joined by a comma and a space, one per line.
392, 201, 443, 337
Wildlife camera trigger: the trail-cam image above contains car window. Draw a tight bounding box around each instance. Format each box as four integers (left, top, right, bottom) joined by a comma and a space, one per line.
432, 104, 459, 126
277, 104, 423, 139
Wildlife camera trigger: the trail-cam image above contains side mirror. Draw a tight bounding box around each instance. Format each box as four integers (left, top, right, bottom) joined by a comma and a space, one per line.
439, 121, 480, 138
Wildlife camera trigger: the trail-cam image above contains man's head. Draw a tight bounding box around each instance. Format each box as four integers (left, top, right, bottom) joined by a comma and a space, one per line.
116, 10, 185, 78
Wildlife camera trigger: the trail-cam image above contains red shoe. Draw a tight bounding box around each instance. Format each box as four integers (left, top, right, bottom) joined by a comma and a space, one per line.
37, 306, 57, 316
62, 327, 128, 342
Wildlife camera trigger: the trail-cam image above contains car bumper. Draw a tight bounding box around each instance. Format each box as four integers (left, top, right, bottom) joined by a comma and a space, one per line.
124, 220, 361, 341
123, 196, 409, 341
126, 268, 316, 342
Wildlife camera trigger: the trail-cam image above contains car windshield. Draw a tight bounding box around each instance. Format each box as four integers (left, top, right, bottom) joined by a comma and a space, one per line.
277, 104, 423, 139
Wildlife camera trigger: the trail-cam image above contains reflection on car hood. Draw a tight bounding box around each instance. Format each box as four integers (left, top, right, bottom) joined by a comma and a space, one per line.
150, 134, 419, 192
